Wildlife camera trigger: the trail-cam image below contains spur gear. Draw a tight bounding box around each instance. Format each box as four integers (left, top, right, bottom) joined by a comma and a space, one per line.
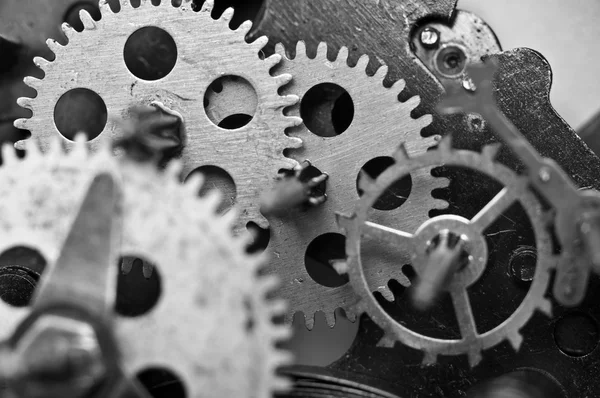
14, 0, 301, 233
337, 137, 554, 367
263, 41, 446, 328
0, 136, 291, 397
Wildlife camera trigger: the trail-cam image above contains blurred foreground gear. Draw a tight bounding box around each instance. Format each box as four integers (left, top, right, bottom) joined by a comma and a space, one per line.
0, 136, 291, 397
262, 41, 446, 328
14, 0, 301, 235
337, 137, 553, 367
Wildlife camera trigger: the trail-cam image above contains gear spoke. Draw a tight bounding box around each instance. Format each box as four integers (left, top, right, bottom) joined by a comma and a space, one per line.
363, 221, 413, 247
450, 288, 478, 340
470, 187, 517, 233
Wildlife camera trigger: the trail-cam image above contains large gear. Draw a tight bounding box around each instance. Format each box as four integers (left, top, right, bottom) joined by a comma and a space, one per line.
262, 41, 447, 328
0, 136, 291, 397
337, 137, 554, 367
14, 0, 302, 233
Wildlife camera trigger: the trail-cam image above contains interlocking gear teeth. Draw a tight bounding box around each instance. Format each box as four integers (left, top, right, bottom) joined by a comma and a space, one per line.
343, 145, 554, 367
0, 133, 291, 397
265, 41, 444, 328
15, 0, 302, 235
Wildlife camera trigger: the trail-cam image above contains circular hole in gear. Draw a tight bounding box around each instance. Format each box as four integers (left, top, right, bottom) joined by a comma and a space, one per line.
357, 156, 412, 211
124, 26, 178, 81
554, 311, 599, 357
301, 83, 354, 137
136, 367, 186, 398
204, 76, 257, 129
116, 257, 161, 317
63, 2, 101, 32
54, 88, 107, 141
186, 166, 237, 214
0, 246, 46, 307
435, 45, 467, 77
305, 233, 348, 288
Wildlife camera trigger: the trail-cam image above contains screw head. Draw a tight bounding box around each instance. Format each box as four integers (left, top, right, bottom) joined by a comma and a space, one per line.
420, 27, 440, 48
12, 315, 107, 398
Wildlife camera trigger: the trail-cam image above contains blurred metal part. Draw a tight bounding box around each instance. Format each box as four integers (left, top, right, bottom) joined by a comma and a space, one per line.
0, 135, 291, 397
14, 0, 302, 235
338, 138, 553, 367
466, 369, 566, 398
578, 108, 600, 155
263, 41, 444, 329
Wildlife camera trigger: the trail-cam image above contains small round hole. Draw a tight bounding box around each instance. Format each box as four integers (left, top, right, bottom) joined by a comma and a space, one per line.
554, 311, 599, 357
64, 2, 101, 32
137, 367, 186, 398
204, 76, 257, 129
54, 88, 107, 141
301, 83, 354, 137
124, 26, 178, 81
435, 45, 467, 77
357, 157, 412, 211
246, 222, 270, 254
508, 246, 537, 285
305, 233, 348, 288
0, 246, 46, 307
116, 256, 161, 317
186, 166, 237, 214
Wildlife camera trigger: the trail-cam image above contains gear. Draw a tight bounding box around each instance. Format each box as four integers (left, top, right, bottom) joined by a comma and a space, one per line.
263, 41, 446, 328
0, 136, 291, 397
337, 137, 554, 367
14, 0, 302, 234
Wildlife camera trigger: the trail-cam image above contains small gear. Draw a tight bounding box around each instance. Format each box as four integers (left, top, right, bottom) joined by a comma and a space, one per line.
337, 137, 554, 366
0, 136, 291, 397
263, 41, 446, 328
14, 0, 302, 234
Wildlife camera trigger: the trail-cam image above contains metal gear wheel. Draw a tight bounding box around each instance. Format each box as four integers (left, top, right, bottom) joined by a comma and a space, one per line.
337, 136, 554, 367
0, 136, 291, 397
14, 0, 302, 233
263, 41, 447, 328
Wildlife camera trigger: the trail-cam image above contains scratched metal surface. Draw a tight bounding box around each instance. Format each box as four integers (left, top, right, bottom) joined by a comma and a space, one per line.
252, 1, 600, 396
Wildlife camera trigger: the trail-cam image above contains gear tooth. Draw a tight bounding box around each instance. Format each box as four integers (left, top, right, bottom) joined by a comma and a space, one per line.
438, 134, 453, 154
236, 20, 253, 35
79, 9, 97, 30
271, 374, 292, 393
33, 56, 51, 71
335, 212, 355, 232
185, 172, 204, 194
303, 312, 315, 330
46, 38, 64, 54
344, 308, 358, 323
538, 297, 552, 316
16, 97, 33, 110
267, 299, 288, 318
324, 311, 337, 328
199, 0, 213, 12
376, 333, 396, 348
23, 76, 42, 90
391, 78, 407, 93
404, 95, 422, 112
422, 351, 438, 365
251, 35, 269, 52
61, 22, 76, 40
336, 46, 349, 63
286, 135, 302, 149
99, 0, 113, 13
264, 53, 282, 69
277, 94, 299, 108
258, 274, 280, 297
295, 41, 307, 58
47, 135, 63, 157
142, 262, 154, 279
221, 207, 239, 230
14, 140, 27, 152
393, 142, 410, 162
416, 113, 433, 130
71, 134, 89, 158
316, 42, 328, 59
356, 54, 370, 71
165, 159, 183, 180
273, 73, 292, 88
274, 43, 286, 57
13, 118, 29, 130
468, 349, 483, 367
25, 137, 42, 158
482, 142, 502, 162
374, 64, 389, 80
1, 143, 18, 165
220, 7, 235, 22
433, 199, 450, 210
508, 331, 524, 351
378, 286, 395, 302
204, 189, 223, 213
